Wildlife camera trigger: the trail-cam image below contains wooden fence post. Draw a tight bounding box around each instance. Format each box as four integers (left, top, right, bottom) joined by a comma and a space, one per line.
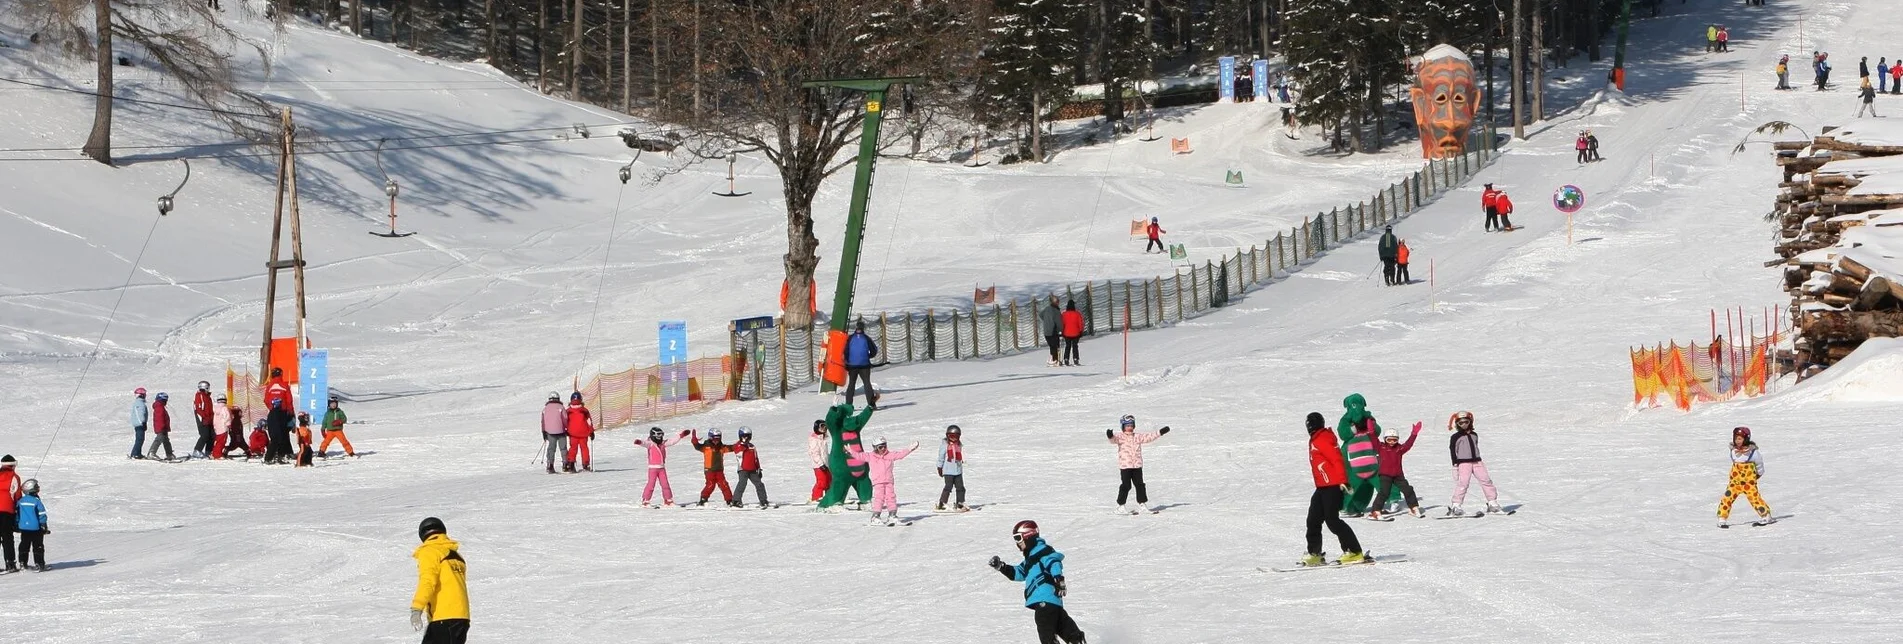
1009, 300, 1020, 350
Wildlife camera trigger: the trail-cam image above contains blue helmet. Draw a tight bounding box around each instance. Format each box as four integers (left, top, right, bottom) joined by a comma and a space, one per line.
155, 392, 169, 402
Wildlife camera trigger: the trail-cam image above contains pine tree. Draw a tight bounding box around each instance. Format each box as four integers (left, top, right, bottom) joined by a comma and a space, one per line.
981, 0, 1085, 162
1097, 0, 1155, 127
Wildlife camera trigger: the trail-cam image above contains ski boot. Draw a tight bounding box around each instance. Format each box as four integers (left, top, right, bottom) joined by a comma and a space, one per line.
1485, 501, 1503, 514
35, 564, 47, 573
1338, 551, 1369, 565
868, 512, 887, 527
3, 564, 17, 574
955, 503, 970, 512
934, 504, 946, 511
696, 499, 709, 507
1755, 515, 1778, 526
1299, 553, 1326, 568
546, 464, 556, 474
759, 501, 770, 510
1718, 520, 1731, 529
1408, 506, 1424, 518
582, 464, 593, 473
1366, 510, 1384, 520
1445, 505, 1465, 517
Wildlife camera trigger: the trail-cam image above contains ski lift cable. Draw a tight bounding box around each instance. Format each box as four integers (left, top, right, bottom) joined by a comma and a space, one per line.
576, 151, 641, 377
867, 157, 918, 312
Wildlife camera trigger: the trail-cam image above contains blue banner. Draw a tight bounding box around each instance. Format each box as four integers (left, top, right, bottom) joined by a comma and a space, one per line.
1253, 60, 1271, 103
1218, 56, 1237, 102
658, 321, 688, 402
297, 349, 328, 417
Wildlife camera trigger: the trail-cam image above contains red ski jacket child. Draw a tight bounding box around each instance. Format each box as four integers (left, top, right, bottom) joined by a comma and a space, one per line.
1061, 309, 1085, 339
1309, 428, 1346, 488
728, 441, 762, 471
1372, 422, 1423, 477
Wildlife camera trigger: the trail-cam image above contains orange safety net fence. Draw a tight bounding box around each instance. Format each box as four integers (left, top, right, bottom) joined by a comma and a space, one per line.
1631, 336, 1777, 411
576, 357, 734, 431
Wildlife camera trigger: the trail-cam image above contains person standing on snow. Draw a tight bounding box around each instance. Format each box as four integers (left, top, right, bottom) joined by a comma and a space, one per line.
850, 436, 918, 526
129, 388, 149, 460
844, 320, 880, 409
147, 392, 177, 462
1481, 183, 1501, 232
294, 412, 316, 467
1495, 190, 1516, 230
263, 367, 292, 412
1395, 240, 1412, 284
1369, 422, 1426, 519
1446, 411, 1504, 516
1340, 414, 1381, 517
729, 427, 769, 509
1775, 55, 1791, 90
1704, 25, 1716, 53
988, 520, 1087, 644
1377, 226, 1400, 286
0, 455, 20, 572
1575, 131, 1591, 164
691, 429, 734, 506
1144, 217, 1167, 254
409, 517, 469, 644
1858, 77, 1881, 118
1302, 412, 1366, 567
1859, 56, 1870, 80
320, 396, 356, 459
192, 381, 215, 459
936, 424, 968, 512
540, 393, 566, 474
808, 420, 831, 503
265, 398, 295, 465
1039, 295, 1063, 367
223, 399, 252, 460
13, 478, 46, 573
1816, 53, 1832, 91
1587, 129, 1602, 161
1880, 58, 1891, 93
1718, 426, 1775, 528
634, 427, 690, 507
1106, 415, 1171, 514
211, 395, 232, 459
1059, 301, 1085, 367
1716, 26, 1728, 52
1891, 60, 1900, 94
564, 392, 594, 473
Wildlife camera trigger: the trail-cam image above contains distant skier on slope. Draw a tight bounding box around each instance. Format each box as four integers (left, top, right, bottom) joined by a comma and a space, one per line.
1144, 217, 1167, 254
263, 367, 292, 412
211, 395, 232, 459
729, 427, 768, 509
988, 520, 1087, 644
0, 454, 19, 572
1060, 301, 1085, 367
635, 427, 691, 507
147, 392, 177, 462
849, 436, 918, 526
1481, 183, 1501, 232
1378, 226, 1400, 286
564, 392, 594, 473
1446, 411, 1505, 516
265, 398, 294, 465
844, 320, 880, 410
321, 396, 356, 459
541, 393, 567, 474
129, 388, 149, 460
192, 381, 215, 459
294, 412, 316, 467
1718, 426, 1775, 528
1395, 240, 1412, 284
1494, 190, 1516, 231
1040, 295, 1063, 367
14, 478, 46, 573
1106, 415, 1171, 514
1303, 412, 1366, 567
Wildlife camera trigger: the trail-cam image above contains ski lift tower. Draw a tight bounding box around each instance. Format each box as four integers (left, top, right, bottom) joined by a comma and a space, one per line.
803, 76, 917, 393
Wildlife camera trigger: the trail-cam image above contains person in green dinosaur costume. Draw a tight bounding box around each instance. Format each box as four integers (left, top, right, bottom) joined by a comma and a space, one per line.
818, 403, 876, 509
1336, 393, 1392, 515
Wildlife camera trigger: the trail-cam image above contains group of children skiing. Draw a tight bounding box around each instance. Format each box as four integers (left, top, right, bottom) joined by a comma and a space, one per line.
127, 374, 358, 467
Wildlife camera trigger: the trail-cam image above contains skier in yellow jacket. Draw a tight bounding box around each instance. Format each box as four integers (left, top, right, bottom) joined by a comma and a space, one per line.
410, 517, 469, 644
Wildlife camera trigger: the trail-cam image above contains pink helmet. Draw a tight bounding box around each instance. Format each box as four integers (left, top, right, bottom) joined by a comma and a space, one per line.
134, 387, 147, 396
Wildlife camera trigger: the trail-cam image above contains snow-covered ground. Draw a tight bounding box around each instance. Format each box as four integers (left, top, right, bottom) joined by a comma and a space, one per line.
3, 0, 1903, 641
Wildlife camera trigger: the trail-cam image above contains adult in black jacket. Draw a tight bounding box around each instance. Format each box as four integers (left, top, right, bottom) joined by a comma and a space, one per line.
1377, 226, 1400, 286
265, 400, 295, 465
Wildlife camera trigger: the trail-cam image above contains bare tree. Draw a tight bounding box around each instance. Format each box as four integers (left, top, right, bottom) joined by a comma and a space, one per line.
22, 0, 274, 165
681, 0, 970, 328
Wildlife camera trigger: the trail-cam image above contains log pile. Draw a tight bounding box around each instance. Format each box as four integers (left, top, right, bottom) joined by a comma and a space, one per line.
1770, 127, 1903, 377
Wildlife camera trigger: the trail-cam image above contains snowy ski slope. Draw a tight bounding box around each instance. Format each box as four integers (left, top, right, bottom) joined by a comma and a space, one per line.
2, 0, 1902, 641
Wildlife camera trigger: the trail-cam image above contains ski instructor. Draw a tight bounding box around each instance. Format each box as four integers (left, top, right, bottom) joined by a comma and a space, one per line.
410, 517, 470, 644
844, 320, 880, 409
1378, 226, 1400, 286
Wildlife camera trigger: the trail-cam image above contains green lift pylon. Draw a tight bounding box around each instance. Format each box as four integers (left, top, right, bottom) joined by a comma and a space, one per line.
805, 76, 918, 393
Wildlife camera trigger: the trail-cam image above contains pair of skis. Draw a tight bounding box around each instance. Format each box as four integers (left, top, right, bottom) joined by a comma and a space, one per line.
1262, 554, 1411, 573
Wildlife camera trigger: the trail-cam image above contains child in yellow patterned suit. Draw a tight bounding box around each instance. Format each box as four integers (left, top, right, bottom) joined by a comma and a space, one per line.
1719, 426, 1773, 528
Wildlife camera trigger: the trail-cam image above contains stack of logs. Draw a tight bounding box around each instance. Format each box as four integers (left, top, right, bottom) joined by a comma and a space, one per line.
1771, 127, 1903, 375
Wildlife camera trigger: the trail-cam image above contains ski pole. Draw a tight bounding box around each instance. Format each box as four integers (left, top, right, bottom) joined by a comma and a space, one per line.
531, 436, 546, 465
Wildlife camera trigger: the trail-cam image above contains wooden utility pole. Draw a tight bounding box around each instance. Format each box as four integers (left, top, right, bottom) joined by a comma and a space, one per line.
1531, 0, 1544, 122
261, 108, 310, 373
1510, 0, 1525, 139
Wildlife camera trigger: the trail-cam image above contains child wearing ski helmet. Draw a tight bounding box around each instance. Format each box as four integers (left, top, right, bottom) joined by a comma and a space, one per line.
937, 425, 968, 512
192, 381, 215, 459
210, 395, 232, 460
1303, 412, 1366, 566
222, 398, 250, 459
1446, 411, 1503, 516
541, 393, 567, 474
564, 392, 594, 473
15, 478, 48, 573
410, 517, 469, 643
129, 388, 149, 460
808, 420, 831, 503
294, 412, 316, 467
691, 430, 734, 506
1718, 427, 1773, 528
147, 392, 176, 461
988, 520, 1086, 644
634, 427, 691, 507
1106, 414, 1171, 514
248, 419, 270, 460
728, 427, 769, 508
320, 396, 356, 459
1368, 421, 1426, 519
851, 436, 919, 526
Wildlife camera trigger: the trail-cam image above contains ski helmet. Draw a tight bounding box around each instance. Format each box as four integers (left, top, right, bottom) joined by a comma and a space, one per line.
1012, 520, 1039, 542
946, 424, 961, 436
134, 387, 146, 397
570, 392, 583, 403
708, 429, 722, 440
418, 517, 447, 542
873, 436, 888, 448
812, 419, 826, 434
328, 395, 339, 405
1305, 412, 1326, 432
1119, 414, 1136, 429
1732, 426, 1752, 442
737, 427, 753, 441
215, 396, 227, 403
198, 381, 211, 391
549, 391, 562, 402
20, 479, 37, 496
1451, 411, 1474, 428
297, 412, 311, 426
271, 367, 283, 378
155, 392, 169, 402
0, 454, 14, 467
649, 427, 665, 441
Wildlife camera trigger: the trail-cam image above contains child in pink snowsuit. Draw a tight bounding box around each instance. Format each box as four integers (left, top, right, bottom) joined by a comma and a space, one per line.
850, 437, 918, 525
634, 427, 691, 506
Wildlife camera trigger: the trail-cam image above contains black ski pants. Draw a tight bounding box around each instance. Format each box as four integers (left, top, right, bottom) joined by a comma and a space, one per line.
1577, 148, 1591, 164
1145, 237, 1164, 253
15, 530, 42, 569
1032, 602, 1086, 644
939, 474, 965, 506
1373, 474, 1419, 511
194, 421, 215, 456
1381, 259, 1398, 285
0, 512, 13, 565
421, 618, 470, 644
1062, 337, 1080, 365
1484, 206, 1499, 231
845, 366, 875, 407
1116, 467, 1148, 505
1306, 485, 1363, 556
1045, 334, 1061, 362
1396, 262, 1410, 284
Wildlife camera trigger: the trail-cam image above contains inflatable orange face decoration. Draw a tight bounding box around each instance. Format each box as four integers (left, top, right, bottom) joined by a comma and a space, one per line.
1410, 45, 1479, 159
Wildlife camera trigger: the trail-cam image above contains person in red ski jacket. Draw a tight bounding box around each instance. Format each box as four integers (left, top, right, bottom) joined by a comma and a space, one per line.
1481, 183, 1501, 231
192, 381, 215, 459
1369, 422, 1425, 519
1494, 191, 1516, 231
1302, 412, 1363, 566
147, 393, 176, 461
1059, 301, 1085, 367
263, 368, 292, 412
728, 428, 768, 508
563, 393, 594, 472
1144, 217, 1167, 254
0, 454, 20, 572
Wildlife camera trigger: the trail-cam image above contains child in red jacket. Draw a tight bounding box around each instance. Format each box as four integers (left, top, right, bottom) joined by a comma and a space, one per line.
728, 427, 768, 509
1059, 302, 1085, 366
1368, 422, 1425, 519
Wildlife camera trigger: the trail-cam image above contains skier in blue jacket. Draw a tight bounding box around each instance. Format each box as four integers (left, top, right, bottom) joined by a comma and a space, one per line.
15, 478, 47, 572
129, 388, 149, 460
844, 320, 880, 409
989, 520, 1086, 644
